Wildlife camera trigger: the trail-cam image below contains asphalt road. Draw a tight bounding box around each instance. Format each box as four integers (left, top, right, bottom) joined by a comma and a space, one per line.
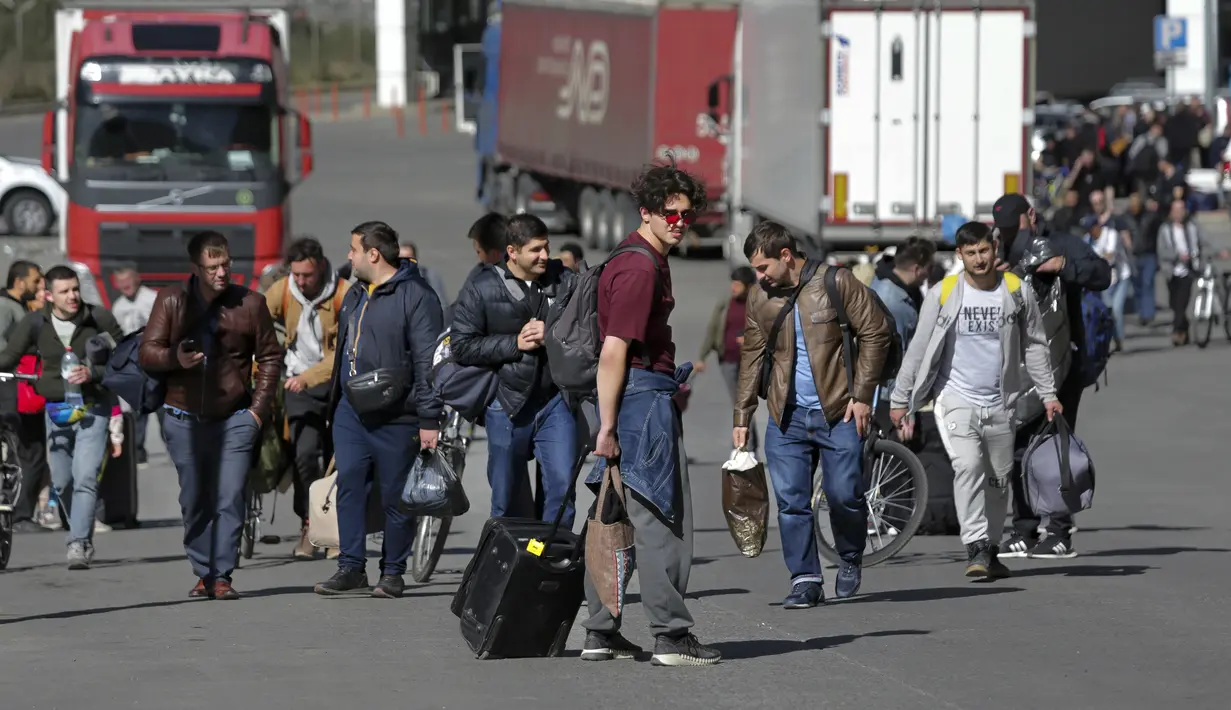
1, 114, 1230, 710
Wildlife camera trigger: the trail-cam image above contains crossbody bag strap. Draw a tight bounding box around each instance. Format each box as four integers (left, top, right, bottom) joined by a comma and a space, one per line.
823, 265, 857, 396
757, 259, 821, 398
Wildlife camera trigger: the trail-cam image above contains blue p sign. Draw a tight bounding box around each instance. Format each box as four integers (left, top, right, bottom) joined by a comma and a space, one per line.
1155, 15, 1187, 52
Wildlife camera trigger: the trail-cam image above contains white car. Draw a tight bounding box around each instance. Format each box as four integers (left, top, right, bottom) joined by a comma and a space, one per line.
0, 155, 66, 236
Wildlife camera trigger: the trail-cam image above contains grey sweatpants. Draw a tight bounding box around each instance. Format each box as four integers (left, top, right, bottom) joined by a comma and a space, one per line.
582, 434, 695, 638
933, 390, 1014, 547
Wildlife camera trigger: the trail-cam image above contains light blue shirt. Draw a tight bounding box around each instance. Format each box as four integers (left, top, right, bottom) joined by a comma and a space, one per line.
792, 306, 822, 409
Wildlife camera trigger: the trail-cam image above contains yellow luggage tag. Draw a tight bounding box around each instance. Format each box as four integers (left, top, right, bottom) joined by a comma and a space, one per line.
526, 538, 545, 557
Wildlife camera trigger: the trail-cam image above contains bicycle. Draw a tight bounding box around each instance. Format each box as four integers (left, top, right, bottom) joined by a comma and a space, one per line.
240, 486, 265, 560
409, 407, 472, 583
0, 372, 37, 571
810, 422, 928, 567
1191, 262, 1229, 349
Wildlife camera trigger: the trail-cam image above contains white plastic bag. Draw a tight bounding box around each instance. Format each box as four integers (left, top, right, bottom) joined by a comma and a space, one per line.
722, 449, 761, 473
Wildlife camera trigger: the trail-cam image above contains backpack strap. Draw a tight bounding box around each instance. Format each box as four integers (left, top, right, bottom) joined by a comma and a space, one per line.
756, 259, 821, 399
280, 277, 290, 319
938, 273, 961, 306
822, 265, 857, 397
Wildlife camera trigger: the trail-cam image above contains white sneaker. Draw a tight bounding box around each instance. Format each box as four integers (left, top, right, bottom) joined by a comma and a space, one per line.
94, 520, 113, 534
67, 541, 90, 570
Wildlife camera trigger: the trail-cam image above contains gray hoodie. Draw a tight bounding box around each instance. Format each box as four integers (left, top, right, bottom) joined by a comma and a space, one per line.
0, 292, 28, 350
890, 272, 1057, 415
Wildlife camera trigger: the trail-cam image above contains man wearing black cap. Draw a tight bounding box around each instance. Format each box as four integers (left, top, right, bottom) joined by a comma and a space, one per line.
991, 193, 1111, 560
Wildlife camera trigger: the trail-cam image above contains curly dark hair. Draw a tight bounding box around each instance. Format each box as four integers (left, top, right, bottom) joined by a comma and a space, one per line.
630, 153, 708, 214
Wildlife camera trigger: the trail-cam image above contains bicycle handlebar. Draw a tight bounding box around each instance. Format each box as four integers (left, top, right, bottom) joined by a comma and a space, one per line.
0, 372, 37, 382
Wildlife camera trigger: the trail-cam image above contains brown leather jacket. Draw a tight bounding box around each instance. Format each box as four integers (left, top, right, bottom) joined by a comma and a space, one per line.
735, 263, 891, 428
139, 281, 283, 422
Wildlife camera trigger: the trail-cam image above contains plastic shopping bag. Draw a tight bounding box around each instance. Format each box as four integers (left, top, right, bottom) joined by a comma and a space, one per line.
401, 449, 470, 517
721, 449, 769, 558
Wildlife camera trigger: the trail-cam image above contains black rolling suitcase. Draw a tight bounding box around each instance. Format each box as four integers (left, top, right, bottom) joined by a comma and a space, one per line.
97, 412, 139, 528
451, 454, 588, 659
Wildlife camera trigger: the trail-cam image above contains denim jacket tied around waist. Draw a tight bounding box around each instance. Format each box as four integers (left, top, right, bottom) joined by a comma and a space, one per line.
585, 367, 685, 523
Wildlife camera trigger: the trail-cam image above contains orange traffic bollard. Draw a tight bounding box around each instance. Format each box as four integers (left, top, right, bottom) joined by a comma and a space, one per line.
330, 83, 339, 122
363, 86, 371, 119
417, 83, 427, 136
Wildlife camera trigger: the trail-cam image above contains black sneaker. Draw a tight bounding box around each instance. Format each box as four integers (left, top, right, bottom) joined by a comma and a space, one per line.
650, 633, 722, 667
371, 574, 405, 599
313, 567, 370, 595
782, 581, 824, 609
580, 631, 642, 661
965, 540, 991, 578
987, 545, 1012, 579
998, 532, 1035, 559
1029, 536, 1077, 559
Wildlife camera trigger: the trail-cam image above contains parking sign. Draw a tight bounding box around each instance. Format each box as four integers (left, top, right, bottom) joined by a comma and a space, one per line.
1154, 15, 1188, 70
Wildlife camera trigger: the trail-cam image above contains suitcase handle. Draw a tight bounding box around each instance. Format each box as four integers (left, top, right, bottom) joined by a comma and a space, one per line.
529, 436, 592, 562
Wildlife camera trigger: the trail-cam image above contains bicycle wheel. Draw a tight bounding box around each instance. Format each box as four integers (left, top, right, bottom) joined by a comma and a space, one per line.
241, 491, 258, 560
1194, 285, 1213, 348
410, 514, 452, 583
0, 511, 11, 570
813, 438, 928, 567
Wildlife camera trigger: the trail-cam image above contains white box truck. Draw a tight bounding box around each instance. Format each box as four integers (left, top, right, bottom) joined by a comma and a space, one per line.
717, 0, 1036, 263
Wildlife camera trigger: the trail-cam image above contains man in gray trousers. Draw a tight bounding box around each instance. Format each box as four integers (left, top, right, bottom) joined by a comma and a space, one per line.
889, 222, 1060, 580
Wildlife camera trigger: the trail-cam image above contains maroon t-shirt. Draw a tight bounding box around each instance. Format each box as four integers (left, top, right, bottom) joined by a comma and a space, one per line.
597, 232, 676, 374
721, 297, 746, 363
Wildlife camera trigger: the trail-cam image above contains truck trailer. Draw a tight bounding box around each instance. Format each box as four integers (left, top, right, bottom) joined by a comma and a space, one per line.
477, 0, 737, 255
43, 0, 313, 303
717, 0, 1036, 263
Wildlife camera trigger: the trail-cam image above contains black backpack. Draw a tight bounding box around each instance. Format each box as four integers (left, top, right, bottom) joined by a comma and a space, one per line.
544, 244, 658, 396
822, 266, 902, 390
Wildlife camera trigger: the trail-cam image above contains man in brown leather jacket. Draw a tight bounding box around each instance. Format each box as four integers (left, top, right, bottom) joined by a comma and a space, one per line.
733, 222, 891, 609
139, 231, 282, 600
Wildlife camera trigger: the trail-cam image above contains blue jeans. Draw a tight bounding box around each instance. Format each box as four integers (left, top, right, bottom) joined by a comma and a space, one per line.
45, 410, 109, 546
163, 407, 261, 580
1104, 278, 1130, 341
331, 397, 419, 576
1136, 254, 1158, 322
484, 393, 577, 528
764, 406, 866, 580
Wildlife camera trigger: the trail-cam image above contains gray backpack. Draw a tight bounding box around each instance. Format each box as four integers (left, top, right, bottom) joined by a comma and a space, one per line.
430, 327, 500, 421
544, 244, 658, 396
1022, 417, 1095, 517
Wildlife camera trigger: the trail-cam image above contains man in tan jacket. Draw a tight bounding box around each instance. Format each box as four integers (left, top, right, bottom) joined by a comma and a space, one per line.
733, 222, 891, 609
266, 237, 350, 558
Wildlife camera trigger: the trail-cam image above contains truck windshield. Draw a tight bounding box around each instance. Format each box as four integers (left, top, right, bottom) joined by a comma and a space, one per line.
74, 102, 277, 181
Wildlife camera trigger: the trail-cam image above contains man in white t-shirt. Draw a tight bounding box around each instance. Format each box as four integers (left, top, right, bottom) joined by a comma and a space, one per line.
889, 222, 1061, 579
109, 267, 160, 463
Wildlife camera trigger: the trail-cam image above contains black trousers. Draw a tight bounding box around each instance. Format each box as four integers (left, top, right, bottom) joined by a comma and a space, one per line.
1010, 372, 1082, 541
9, 412, 50, 523
285, 384, 331, 523
1168, 274, 1193, 335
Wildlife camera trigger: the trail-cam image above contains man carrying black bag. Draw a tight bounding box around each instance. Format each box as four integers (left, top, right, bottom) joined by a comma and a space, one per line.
313, 221, 444, 600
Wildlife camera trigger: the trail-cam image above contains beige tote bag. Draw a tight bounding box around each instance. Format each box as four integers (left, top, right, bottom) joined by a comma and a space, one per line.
308, 458, 340, 548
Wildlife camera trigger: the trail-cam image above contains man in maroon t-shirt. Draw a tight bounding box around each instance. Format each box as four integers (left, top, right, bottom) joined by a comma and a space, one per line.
579, 162, 721, 667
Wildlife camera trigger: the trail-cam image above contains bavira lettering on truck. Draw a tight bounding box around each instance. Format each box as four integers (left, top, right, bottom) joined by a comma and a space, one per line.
536, 34, 610, 125
656, 144, 701, 164
79, 59, 272, 86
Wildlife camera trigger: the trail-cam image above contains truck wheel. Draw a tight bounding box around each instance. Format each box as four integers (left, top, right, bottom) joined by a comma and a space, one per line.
3, 189, 53, 236
611, 192, 637, 246
595, 191, 617, 251
578, 187, 600, 249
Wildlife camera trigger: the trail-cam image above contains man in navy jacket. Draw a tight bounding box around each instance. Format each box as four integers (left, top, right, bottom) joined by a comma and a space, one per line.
314, 221, 444, 599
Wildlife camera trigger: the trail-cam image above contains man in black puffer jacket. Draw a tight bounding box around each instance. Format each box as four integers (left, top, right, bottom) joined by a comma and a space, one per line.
451, 214, 580, 526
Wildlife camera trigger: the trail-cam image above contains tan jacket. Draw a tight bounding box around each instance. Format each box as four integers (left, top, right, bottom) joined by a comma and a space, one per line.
264, 276, 351, 389
735, 262, 891, 428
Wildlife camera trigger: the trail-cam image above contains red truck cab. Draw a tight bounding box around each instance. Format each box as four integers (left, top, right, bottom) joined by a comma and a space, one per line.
43, 2, 311, 303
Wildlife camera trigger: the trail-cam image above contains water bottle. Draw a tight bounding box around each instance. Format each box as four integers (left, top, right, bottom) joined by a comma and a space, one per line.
61, 347, 84, 407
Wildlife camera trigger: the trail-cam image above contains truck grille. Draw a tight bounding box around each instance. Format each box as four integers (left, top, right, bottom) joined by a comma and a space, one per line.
97, 223, 256, 293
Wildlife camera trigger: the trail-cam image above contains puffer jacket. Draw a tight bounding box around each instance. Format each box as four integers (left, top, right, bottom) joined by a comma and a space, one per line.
450, 259, 577, 417
0, 304, 124, 405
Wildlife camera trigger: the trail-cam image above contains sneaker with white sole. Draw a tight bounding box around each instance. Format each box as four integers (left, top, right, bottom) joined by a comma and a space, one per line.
67, 541, 91, 570
1029, 536, 1076, 559
580, 631, 642, 661
650, 633, 722, 667
999, 533, 1035, 559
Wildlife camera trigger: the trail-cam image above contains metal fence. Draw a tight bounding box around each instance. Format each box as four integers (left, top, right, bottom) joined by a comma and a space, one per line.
0, 0, 377, 112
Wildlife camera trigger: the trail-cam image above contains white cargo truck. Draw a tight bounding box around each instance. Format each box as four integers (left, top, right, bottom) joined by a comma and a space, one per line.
716, 0, 1037, 264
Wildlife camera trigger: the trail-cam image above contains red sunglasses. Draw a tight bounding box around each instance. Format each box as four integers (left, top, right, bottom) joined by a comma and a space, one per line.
659, 209, 698, 226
